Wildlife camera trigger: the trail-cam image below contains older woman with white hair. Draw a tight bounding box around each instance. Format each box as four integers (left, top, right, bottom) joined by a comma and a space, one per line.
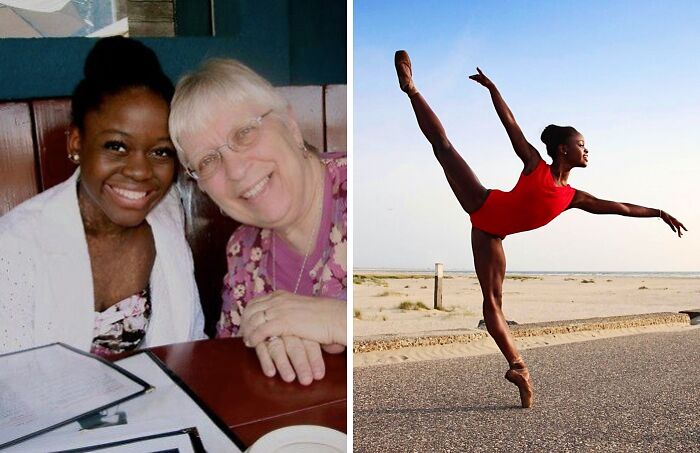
169, 59, 347, 385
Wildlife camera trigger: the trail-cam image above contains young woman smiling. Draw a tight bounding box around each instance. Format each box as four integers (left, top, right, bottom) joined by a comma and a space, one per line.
0, 37, 204, 355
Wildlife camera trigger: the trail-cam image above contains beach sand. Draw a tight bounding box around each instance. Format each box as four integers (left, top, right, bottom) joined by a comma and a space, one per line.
353, 273, 699, 366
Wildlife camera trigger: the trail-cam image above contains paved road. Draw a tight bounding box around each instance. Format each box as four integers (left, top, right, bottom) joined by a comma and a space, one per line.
354, 328, 700, 452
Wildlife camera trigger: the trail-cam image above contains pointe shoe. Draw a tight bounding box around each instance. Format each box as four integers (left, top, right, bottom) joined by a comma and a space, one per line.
394, 50, 418, 96
505, 365, 533, 408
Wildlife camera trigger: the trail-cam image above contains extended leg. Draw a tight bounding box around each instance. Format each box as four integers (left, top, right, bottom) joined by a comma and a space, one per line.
471, 227, 533, 408
395, 50, 488, 213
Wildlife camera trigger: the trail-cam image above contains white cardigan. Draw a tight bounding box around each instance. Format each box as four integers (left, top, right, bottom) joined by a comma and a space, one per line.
0, 170, 205, 354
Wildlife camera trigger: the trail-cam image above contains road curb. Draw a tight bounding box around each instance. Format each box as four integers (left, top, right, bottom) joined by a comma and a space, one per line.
353, 312, 690, 353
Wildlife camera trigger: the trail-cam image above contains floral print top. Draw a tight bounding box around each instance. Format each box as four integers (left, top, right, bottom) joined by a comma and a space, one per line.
90, 288, 151, 357
217, 153, 347, 337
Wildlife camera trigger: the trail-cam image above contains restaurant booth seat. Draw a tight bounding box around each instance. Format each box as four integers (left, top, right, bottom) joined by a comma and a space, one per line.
0, 85, 346, 336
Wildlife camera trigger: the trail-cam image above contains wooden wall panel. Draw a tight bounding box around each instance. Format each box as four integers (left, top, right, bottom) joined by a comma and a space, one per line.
127, 0, 174, 22
0, 102, 38, 216
31, 98, 74, 191
324, 85, 347, 154
129, 21, 175, 37
128, 0, 175, 37
275, 86, 324, 152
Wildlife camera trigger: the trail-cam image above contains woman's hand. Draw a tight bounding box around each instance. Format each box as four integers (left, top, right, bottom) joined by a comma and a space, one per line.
660, 210, 687, 237
240, 290, 347, 348
468, 67, 495, 90
254, 336, 325, 385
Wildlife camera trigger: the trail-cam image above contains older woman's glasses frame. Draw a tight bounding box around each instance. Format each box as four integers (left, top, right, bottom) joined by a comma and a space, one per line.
185, 109, 274, 181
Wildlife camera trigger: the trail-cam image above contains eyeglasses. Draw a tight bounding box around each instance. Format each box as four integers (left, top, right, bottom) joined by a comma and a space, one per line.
185, 109, 273, 181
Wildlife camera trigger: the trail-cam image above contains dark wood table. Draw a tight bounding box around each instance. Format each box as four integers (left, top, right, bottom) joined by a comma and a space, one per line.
147, 338, 347, 447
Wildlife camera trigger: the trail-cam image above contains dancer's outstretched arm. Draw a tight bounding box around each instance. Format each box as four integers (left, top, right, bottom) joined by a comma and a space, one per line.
469, 68, 542, 173
569, 190, 687, 237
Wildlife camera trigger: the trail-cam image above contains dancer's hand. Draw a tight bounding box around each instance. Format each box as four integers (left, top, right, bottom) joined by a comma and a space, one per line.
659, 210, 687, 237
469, 67, 495, 89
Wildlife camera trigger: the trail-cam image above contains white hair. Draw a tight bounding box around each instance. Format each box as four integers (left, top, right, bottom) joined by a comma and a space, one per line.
169, 58, 289, 164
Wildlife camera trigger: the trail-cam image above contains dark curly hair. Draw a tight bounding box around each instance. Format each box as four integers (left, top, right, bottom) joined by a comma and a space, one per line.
540, 124, 579, 159
71, 36, 174, 130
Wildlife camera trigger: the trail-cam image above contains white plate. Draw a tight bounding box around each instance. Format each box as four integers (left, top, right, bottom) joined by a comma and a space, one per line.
247, 425, 346, 453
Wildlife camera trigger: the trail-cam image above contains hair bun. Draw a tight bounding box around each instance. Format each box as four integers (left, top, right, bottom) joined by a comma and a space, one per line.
84, 36, 164, 82
540, 124, 558, 146
540, 124, 579, 159
71, 37, 174, 129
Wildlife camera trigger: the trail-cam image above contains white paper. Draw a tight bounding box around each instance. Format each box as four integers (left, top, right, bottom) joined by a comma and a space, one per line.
4, 353, 242, 453
0, 344, 147, 448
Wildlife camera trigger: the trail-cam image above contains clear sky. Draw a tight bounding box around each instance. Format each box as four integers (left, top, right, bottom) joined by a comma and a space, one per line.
354, 1, 700, 272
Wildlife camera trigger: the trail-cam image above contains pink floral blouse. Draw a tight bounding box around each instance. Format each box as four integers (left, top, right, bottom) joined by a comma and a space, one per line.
90, 288, 151, 357
217, 153, 347, 337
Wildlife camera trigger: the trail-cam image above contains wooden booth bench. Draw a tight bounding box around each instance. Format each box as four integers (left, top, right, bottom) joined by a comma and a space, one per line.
0, 85, 347, 335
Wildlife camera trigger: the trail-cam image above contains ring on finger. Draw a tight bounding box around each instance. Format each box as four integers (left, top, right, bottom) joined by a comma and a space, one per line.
266, 335, 281, 343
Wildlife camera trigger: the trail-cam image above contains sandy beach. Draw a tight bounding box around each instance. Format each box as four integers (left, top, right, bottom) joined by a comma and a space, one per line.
353, 272, 699, 366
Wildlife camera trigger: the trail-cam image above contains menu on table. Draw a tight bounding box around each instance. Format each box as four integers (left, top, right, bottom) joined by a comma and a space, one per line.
0, 343, 150, 449
2, 348, 244, 452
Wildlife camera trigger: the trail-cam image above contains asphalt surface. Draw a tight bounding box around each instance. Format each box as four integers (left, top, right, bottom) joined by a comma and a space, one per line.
354, 328, 700, 452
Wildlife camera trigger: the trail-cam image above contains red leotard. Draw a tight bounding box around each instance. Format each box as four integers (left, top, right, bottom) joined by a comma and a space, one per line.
469, 160, 576, 237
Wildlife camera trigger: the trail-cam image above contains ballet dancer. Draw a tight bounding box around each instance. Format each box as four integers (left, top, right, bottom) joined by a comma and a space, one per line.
394, 50, 686, 408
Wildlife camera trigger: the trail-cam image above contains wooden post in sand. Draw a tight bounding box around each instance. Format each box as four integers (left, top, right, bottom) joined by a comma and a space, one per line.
434, 263, 443, 310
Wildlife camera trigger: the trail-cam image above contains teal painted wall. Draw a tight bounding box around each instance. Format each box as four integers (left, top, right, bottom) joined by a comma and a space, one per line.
0, 0, 346, 100
289, 0, 347, 85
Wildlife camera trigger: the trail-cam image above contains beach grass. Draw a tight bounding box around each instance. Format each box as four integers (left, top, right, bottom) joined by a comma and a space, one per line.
505, 275, 544, 281
353, 275, 388, 287
398, 301, 430, 310
354, 273, 453, 280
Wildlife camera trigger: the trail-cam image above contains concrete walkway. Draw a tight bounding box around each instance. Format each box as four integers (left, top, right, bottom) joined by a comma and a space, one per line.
354, 327, 700, 452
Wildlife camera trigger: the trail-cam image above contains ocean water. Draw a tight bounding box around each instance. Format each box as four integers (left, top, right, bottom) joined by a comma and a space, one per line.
356, 268, 700, 279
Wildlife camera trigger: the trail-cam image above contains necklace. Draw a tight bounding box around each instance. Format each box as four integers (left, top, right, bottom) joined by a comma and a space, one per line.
272, 167, 324, 294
